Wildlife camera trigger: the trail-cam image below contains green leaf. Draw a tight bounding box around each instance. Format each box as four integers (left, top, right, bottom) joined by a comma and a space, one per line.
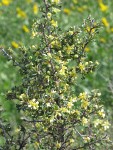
0, 136, 6, 146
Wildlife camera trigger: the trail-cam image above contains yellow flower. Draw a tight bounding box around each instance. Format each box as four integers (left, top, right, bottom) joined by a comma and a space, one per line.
2, 0, 12, 6
98, 109, 105, 118
50, 116, 55, 123
102, 17, 109, 27
69, 97, 77, 102
34, 142, 39, 147
33, 3, 38, 14
82, 117, 88, 125
85, 47, 90, 52
32, 31, 37, 38
46, 102, 51, 107
19, 93, 26, 100
59, 65, 67, 75
11, 41, 19, 48
51, 20, 58, 27
98, 0, 102, 2
95, 61, 100, 65
56, 141, 61, 148
47, 52, 52, 58
111, 27, 113, 32
70, 139, 74, 143
48, 35, 54, 40
86, 26, 95, 33
60, 107, 69, 113
77, 6, 87, 13
47, 12, 52, 19
83, 136, 90, 143
66, 45, 74, 54
68, 31, 74, 35
79, 92, 87, 100
93, 119, 102, 127
28, 99, 39, 110
14, 128, 20, 133
70, 69, 77, 78
99, 2, 108, 12
67, 102, 73, 108
73, 0, 78, 4
55, 112, 62, 118
22, 25, 29, 33
79, 62, 85, 71
74, 110, 80, 115
77, 7, 84, 13
52, 7, 60, 13
102, 121, 110, 130
81, 100, 89, 109
51, 0, 60, 4
100, 38, 106, 43
51, 40, 61, 48
16, 8, 27, 18
36, 123, 41, 128
86, 26, 90, 32
63, 8, 71, 15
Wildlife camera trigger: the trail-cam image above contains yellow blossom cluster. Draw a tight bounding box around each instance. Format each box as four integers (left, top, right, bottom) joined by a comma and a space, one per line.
16, 7, 27, 18
102, 17, 109, 28
51, 0, 60, 5
98, 0, 108, 12
63, 8, 71, 15
1, 0, 12, 6
22, 25, 30, 33
11, 41, 19, 48
51, 19, 58, 27
33, 3, 38, 14
28, 99, 39, 110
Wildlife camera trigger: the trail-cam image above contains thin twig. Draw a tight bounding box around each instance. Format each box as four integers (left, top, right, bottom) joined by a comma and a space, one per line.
0, 48, 21, 67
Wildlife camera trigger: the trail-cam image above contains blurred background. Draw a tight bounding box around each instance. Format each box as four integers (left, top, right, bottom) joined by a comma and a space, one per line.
0, 0, 113, 141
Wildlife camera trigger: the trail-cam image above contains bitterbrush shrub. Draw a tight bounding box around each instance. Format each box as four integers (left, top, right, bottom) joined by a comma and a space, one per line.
0, 0, 112, 149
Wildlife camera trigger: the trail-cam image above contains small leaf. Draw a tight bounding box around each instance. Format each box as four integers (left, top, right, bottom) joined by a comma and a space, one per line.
0, 136, 6, 146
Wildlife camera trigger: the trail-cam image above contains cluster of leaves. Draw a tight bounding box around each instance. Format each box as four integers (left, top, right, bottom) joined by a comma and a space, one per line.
0, 0, 112, 149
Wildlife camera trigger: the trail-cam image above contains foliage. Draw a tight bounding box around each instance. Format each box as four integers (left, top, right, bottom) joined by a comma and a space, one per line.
0, 0, 112, 149
1, 0, 113, 108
